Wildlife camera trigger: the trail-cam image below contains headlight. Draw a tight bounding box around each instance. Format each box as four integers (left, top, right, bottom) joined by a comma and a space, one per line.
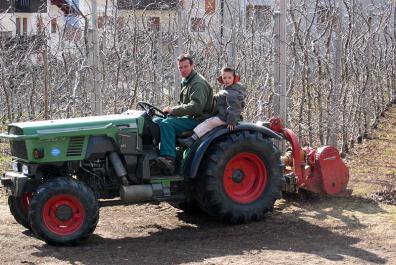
12, 161, 19, 172
22, 164, 29, 175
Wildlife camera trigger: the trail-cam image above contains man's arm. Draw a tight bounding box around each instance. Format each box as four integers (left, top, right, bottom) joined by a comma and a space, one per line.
171, 84, 208, 117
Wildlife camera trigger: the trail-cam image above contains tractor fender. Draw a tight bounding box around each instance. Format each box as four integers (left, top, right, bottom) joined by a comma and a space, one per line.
184, 122, 283, 179
85, 136, 117, 160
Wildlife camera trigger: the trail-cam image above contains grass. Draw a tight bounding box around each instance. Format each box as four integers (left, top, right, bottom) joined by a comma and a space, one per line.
346, 106, 396, 197
388, 206, 396, 225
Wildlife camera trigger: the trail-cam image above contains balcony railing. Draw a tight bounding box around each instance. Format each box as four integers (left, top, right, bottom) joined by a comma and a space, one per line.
15, 0, 31, 12
0, 0, 47, 13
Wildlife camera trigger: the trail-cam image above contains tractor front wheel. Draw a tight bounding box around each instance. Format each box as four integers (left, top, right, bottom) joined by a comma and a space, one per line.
8, 191, 33, 230
195, 131, 282, 223
29, 177, 99, 245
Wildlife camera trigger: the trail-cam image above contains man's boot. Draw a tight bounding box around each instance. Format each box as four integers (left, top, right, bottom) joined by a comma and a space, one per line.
178, 136, 195, 148
156, 156, 176, 175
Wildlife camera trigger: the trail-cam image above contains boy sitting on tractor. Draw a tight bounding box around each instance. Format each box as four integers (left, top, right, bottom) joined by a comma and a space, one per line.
179, 67, 246, 147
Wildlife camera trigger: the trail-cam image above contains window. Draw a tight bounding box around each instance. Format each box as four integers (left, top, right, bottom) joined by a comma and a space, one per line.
51, 18, 57, 33
16, 17, 21, 35
15, 17, 27, 35
147, 17, 160, 31
191, 17, 205, 32
246, 5, 271, 30
205, 0, 215, 15
15, 17, 28, 35
22, 17, 27, 34
98, 16, 105, 29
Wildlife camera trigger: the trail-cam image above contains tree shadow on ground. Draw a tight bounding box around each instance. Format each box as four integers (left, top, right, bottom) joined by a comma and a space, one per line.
31, 201, 386, 265
280, 193, 388, 229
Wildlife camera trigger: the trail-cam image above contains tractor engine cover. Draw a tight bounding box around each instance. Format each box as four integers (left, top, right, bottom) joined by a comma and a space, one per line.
315, 146, 349, 195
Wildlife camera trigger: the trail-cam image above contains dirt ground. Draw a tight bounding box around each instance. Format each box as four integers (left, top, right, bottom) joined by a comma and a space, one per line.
0, 106, 395, 265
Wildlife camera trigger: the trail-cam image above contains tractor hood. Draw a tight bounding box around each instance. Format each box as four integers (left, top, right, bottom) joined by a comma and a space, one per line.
1, 110, 145, 139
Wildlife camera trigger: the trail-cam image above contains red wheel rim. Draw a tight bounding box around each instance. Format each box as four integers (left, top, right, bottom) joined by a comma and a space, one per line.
42, 194, 85, 236
21, 192, 33, 214
223, 153, 268, 204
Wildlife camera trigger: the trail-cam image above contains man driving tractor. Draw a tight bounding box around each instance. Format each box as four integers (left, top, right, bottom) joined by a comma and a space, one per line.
154, 54, 213, 174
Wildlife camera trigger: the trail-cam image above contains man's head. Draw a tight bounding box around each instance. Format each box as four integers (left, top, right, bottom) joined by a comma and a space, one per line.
177, 54, 194, 78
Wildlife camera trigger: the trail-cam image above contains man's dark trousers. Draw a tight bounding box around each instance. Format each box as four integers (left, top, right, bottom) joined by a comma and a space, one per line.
154, 116, 198, 158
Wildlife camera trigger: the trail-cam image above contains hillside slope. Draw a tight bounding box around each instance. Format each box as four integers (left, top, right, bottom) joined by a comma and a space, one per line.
346, 104, 396, 201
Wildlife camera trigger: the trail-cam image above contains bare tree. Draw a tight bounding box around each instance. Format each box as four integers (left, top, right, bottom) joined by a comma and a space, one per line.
0, 0, 395, 152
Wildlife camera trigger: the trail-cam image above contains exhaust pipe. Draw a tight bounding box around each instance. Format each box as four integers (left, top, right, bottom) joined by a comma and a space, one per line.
109, 152, 129, 185
120, 183, 169, 203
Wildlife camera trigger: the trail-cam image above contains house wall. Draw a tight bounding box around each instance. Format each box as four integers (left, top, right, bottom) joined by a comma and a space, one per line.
77, 0, 116, 27
0, 1, 66, 37
47, 2, 66, 50
180, 0, 220, 34
0, 13, 42, 35
179, 1, 274, 36
78, 0, 115, 16
118, 9, 176, 32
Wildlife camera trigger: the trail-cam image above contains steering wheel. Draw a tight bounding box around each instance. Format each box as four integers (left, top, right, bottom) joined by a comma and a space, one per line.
137, 101, 167, 118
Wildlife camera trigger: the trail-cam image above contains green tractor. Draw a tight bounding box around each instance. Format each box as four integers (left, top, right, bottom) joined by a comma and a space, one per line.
0, 102, 285, 245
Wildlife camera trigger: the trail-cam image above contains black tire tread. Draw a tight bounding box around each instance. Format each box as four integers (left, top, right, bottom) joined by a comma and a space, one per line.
29, 177, 99, 245
195, 131, 282, 224
8, 195, 31, 230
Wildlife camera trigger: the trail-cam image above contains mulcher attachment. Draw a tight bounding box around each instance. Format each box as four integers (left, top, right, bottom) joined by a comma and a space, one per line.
268, 118, 351, 196
315, 146, 350, 195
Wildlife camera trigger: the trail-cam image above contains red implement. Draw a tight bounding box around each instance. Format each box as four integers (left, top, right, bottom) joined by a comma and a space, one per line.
269, 118, 351, 196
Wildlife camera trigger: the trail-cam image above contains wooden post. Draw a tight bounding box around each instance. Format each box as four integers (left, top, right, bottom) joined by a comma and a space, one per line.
273, 0, 287, 152
393, 3, 396, 102
273, 0, 287, 124
329, 1, 342, 147
91, 0, 102, 115
43, 39, 49, 120
173, 2, 183, 104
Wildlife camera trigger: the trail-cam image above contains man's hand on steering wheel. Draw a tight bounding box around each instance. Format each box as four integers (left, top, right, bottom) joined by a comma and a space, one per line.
163, 106, 173, 114
137, 101, 167, 118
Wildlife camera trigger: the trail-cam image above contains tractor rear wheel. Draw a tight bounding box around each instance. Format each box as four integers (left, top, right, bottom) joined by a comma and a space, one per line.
8, 191, 33, 230
195, 131, 282, 223
29, 177, 99, 245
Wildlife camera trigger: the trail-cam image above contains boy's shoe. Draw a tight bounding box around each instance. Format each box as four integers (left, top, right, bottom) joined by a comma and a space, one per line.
156, 156, 176, 175
178, 137, 195, 148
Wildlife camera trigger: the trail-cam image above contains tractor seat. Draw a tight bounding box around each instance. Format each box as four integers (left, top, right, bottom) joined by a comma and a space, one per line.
176, 131, 194, 138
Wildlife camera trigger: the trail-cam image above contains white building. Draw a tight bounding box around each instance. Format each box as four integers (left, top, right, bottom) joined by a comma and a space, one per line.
0, 0, 77, 51
180, 0, 273, 34
70, 0, 274, 35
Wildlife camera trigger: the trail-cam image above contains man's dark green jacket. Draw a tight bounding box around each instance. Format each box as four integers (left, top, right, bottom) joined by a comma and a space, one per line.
172, 70, 213, 122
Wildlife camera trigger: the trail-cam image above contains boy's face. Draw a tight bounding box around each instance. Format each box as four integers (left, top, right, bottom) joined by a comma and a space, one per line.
222, 71, 235, 86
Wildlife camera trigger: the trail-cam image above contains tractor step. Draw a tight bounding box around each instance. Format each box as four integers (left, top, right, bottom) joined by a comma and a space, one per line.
153, 194, 186, 203
150, 175, 184, 182
99, 193, 186, 207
